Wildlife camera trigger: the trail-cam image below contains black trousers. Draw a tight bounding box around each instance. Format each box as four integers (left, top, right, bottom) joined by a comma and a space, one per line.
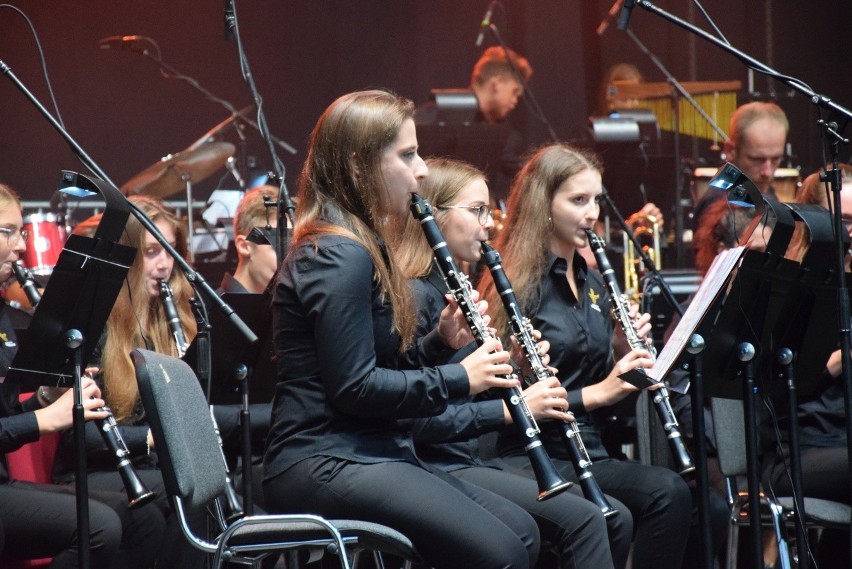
451, 463, 633, 569
503, 455, 693, 569
264, 456, 540, 569
86, 468, 206, 569
0, 480, 122, 568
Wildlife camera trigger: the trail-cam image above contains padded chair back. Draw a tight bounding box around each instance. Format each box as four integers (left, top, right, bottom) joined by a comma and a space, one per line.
710, 397, 747, 477
132, 348, 227, 514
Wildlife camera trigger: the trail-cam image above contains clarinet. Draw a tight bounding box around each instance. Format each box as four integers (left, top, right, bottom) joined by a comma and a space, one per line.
12, 262, 156, 508
158, 279, 188, 357
411, 193, 572, 501
585, 230, 696, 476
481, 242, 618, 517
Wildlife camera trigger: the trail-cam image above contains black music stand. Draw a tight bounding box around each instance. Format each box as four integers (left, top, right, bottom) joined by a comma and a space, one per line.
182, 291, 275, 515
697, 205, 841, 569
5, 174, 134, 569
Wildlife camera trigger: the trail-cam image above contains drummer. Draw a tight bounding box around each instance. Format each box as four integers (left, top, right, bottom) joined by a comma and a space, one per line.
693, 101, 789, 229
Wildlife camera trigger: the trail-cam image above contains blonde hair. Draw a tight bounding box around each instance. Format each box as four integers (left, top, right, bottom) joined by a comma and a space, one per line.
102, 196, 197, 421
479, 144, 601, 338
234, 185, 278, 237
294, 89, 417, 350
395, 158, 486, 279
0, 183, 22, 212
729, 102, 789, 151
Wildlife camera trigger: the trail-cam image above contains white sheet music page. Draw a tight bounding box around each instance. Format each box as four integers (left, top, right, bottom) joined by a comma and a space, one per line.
646, 245, 747, 383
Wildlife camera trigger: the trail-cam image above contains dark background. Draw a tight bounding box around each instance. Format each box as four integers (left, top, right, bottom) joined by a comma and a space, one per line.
1, 1, 850, 252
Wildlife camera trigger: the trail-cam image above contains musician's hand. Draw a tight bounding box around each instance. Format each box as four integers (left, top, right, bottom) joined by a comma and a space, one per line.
438, 293, 489, 349
507, 377, 572, 424
627, 303, 653, 344
34, 377, 108, 433
461, 338, 517, 395
582, 348, 653, 410
638, 202, 664, 229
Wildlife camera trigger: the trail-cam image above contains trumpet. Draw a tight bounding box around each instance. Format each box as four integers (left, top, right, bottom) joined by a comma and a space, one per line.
481, 242, 617, 517
411, 194, 572, 501
586, 230, 695, 476
14, 262, 157, 508
622, 212, 661, 301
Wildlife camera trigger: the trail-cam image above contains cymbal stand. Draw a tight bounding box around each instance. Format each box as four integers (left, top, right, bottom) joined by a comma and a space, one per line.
183, 176, 196, 263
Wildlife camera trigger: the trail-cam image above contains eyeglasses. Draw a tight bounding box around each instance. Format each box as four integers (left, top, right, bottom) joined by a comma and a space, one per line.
0, 227, 29, 246
437, 204, 493, 226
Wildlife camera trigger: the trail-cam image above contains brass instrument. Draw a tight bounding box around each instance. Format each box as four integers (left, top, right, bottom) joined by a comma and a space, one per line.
622, 212, 661, 301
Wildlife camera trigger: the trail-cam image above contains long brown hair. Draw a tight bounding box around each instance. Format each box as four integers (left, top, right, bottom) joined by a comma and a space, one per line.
102, 196, 197, 422
395, 158, 486, 279
479, 144, 601, 338
293, 89, 417, 349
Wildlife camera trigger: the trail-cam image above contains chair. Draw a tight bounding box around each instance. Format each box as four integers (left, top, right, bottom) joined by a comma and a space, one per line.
132, 348, 424, 569
710, 397, 851, 569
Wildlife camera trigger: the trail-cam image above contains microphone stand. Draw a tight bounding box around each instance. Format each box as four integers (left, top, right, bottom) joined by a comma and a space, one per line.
629, 0, 852, 561
0, 59, 259, 363
109, 39, 297, 158
483, 22, 559, 143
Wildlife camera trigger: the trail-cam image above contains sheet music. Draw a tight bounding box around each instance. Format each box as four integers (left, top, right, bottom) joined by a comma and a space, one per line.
646, 246, 746, 382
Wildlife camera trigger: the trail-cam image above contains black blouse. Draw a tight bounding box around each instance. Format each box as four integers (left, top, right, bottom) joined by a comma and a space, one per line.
407, 264, 505, 472
497, 250, 615, 461
263, 235, 469, 481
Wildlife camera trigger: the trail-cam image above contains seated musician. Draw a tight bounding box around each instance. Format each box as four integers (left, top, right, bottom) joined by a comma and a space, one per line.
51, 195, 206, 568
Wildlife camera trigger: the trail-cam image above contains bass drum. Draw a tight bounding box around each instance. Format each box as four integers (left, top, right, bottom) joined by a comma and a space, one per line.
22, 213, 67, 276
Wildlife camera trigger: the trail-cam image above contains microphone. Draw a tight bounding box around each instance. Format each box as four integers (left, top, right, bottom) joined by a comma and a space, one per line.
597, 0, 623, 36
475, 2, 495, 47
224, 0, 236, 41
616, 0, 636, 31
98, 35, 148, 50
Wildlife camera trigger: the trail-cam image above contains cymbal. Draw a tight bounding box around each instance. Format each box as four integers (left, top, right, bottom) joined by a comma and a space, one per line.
608, 80, 742, 101
121, 141, 236, 197
188, 104, 255, 151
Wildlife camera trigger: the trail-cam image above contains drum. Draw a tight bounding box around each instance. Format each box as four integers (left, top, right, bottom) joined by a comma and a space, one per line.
773, 167, 800, 202
690, 166, 801, 203
690, 167, 718, 204
22, 213, 67, 275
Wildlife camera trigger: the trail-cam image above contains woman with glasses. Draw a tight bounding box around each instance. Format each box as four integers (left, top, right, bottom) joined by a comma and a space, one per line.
395, 157, 633, 569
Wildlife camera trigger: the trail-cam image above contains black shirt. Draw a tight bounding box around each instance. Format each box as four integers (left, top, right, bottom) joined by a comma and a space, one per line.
497, 250, 615, 461
407, 264, 505, 472
263, 235, 470, 482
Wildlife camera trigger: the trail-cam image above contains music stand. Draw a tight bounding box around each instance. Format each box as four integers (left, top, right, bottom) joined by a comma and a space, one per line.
5, 173, 134, 569
182, 291, 275, 516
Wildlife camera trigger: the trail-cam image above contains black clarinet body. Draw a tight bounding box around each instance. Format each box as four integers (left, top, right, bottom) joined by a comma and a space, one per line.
13, 262, 157, 507
585, 230, 695, 476
481, 242, 618, 517
411, 193, 572, 501
158, 279, 188, 357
